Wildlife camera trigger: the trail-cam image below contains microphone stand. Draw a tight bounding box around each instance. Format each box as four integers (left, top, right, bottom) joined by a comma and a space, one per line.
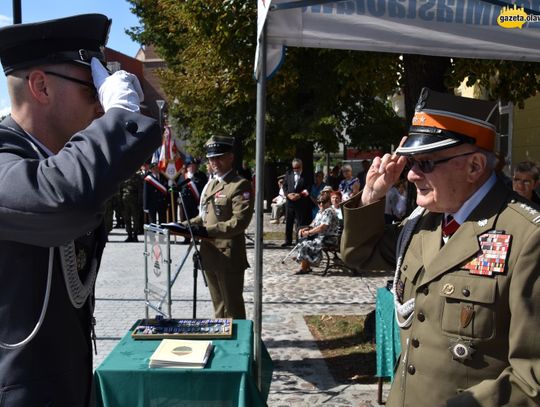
176, 180, 207, 319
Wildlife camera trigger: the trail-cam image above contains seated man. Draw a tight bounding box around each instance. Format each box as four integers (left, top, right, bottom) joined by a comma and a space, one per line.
294, 194, 340, 275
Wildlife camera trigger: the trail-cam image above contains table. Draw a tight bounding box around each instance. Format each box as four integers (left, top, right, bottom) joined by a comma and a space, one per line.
375, 286, 401, 404
94, 320, 272, 407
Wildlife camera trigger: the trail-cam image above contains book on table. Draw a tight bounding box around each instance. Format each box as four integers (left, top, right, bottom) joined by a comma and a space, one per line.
149, 339, 214, 368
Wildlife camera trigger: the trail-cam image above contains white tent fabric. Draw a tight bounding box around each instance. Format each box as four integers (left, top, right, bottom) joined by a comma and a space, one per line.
255, 0, 540, 78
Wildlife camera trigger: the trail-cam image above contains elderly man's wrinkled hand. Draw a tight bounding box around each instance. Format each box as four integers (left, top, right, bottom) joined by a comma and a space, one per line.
361, 153, 407, 206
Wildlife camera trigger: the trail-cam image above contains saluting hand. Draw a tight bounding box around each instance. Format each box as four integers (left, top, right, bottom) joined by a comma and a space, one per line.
361, 137, 408, 206
90, 57, 144, 113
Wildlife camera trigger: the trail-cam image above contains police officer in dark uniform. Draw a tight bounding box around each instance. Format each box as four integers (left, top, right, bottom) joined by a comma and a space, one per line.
341, 88, 540, 406
177, 158, 207, 243
143, 162, 168, 224
0, 14, 160, 406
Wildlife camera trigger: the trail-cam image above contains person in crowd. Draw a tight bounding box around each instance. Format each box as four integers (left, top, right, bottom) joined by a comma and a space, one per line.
495, 152, 512, 189
330, 190, 343, 221
121, 172, 143, 242
512, 160, 540, 204
310, 170, 327, 218
294, 194, 340, 275
238, 159, 253, 181
183, 136, 254, 319
341, 88, 540, 406
357, 159, 371, 189
384, 178, 407, 224
177, 158, 208, 243
325, 165, 342, 190
270, 177, 286, 224
0, 14, 160, 406
282, 158, 313, 247
339, 163, 360, 201
143, 163, 168, 224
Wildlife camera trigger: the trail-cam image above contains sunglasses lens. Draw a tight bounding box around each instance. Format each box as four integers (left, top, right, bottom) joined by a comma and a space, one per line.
407, 158, 434, 173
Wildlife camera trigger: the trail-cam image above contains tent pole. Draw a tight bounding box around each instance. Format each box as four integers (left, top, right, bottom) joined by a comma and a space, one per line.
254, 20, 267, 391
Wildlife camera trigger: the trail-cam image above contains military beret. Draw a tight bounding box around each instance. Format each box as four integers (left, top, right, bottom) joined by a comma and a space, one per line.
0, 14, 111, 75
396, 87, 499, 156
205, 135, 235, 158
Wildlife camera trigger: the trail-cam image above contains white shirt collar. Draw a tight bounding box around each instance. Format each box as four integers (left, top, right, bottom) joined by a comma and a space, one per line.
447, 173, 497, 224
215, 169, 233, 182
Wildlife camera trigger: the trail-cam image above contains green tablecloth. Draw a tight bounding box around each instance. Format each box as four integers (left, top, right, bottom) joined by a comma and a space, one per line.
94, 320, 271, 407
375, 287, 401, 380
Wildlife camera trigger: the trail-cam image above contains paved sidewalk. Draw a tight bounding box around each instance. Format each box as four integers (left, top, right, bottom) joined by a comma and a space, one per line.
93, 213, 392, 406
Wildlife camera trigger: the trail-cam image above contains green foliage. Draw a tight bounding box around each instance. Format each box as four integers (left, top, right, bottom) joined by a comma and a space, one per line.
126, 0, 405, 160
126, 1, 540, 161
448, 59, 540, 108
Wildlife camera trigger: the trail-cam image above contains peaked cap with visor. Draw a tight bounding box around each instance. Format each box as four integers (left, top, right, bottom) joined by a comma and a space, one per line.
0, 14, 111, 75
205, 136, 235, 158
396, 88, 499, 156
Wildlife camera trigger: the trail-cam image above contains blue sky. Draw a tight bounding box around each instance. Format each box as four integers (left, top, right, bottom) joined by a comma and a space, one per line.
0, 0, 142, 116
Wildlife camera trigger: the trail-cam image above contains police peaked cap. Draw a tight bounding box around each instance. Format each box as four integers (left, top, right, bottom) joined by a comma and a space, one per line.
396, 88, 499, 156
0, 14, 111, 74
205, 136, 235, 158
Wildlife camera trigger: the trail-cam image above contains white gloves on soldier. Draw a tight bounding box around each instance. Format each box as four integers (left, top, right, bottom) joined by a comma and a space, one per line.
90, 57, 144, 113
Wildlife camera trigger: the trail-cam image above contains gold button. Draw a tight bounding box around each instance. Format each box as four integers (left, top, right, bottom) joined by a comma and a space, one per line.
442, 283, 455, 295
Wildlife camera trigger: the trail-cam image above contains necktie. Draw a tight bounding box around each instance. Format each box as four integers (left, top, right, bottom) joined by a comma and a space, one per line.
442, 215, 460, 237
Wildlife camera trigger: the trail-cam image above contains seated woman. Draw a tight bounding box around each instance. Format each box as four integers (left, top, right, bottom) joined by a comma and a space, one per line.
294, 194, 340, 275
330, 190, 343, 221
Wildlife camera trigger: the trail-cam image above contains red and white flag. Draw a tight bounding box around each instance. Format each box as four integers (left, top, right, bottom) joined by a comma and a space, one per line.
157, 125, 183, 174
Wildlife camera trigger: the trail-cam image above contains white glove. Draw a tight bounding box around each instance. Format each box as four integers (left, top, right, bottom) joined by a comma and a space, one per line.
91, 57, 144, 113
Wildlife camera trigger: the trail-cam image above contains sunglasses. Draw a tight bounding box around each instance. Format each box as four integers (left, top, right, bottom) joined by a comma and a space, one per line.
406, 152, 475, 174
44, 71, 98, 101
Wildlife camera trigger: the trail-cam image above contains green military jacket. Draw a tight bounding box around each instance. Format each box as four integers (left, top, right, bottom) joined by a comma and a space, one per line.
341, 179, 540, 407
190, 171, 254, 273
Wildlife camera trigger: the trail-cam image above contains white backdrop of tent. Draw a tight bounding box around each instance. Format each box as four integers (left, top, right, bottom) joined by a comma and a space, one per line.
256, 0, 540, 78
252, 0, 540, 389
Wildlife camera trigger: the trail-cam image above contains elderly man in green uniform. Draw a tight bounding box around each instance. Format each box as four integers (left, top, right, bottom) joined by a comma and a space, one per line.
185, 136, 254, 319
341, 88, 540, 406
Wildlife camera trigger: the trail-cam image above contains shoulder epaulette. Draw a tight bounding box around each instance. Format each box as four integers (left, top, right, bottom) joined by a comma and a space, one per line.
508, 198, 540, 226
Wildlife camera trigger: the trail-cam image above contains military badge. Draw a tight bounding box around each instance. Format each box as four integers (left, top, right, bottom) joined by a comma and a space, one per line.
464, 231, 511, 276
449, 338, 475, 361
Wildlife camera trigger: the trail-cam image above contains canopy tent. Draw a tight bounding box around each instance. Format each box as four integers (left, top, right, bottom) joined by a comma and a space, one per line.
252, 0, 540, 388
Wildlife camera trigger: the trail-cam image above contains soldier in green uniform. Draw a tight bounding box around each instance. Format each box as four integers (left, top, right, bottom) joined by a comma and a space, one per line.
121, 172, 143, 242
341, 88, 540, 406
185, 136, 254, 319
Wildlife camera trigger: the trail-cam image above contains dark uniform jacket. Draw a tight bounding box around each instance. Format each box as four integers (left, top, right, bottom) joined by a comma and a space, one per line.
190, 171, 254, 273
0, 109, 160, 406
178, 170, 207, 220
341, 179, 540, 407
283, 170, 312, 211
143, 172, 167, 214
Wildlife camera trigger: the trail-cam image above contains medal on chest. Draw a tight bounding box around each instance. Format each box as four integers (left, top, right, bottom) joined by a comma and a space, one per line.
464, 231, 511, 276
